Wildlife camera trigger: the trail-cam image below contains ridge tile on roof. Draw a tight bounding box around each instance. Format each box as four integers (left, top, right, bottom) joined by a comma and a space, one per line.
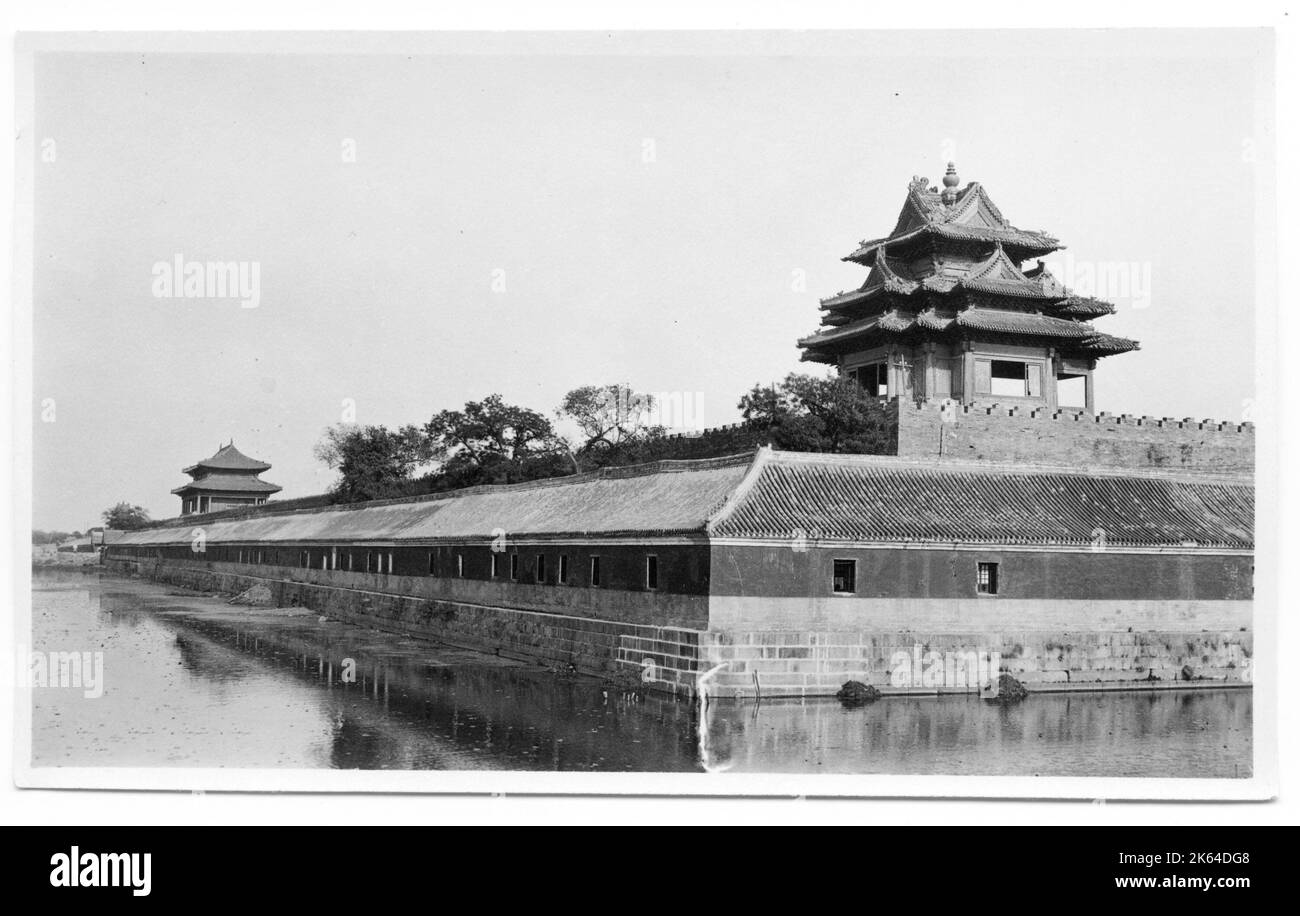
710, 450, 1253, 550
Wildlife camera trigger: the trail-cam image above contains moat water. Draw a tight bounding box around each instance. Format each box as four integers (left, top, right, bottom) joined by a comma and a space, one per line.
28, 569, 1252, 777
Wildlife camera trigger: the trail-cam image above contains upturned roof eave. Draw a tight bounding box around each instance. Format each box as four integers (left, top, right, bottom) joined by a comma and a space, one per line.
796, 318, 1140, 356
842, 226, 1064, 265
182, 460, 272, 475
171, 480, 284, 495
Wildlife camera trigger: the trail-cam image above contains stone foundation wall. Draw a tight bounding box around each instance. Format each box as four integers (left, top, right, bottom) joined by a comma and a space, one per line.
701, 587, 1252, 698
698, 629, 1253, 699
105, 558, 704, 698
107, 557, 1253, 701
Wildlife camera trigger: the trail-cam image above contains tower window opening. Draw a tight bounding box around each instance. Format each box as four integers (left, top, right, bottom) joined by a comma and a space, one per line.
851, 362, 889, 397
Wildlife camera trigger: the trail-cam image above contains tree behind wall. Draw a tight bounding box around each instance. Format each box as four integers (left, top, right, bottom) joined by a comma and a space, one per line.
555, 383, 664, 470
101, 503, 152, 530
738, 373, 895, 454
423, 394, 568, 489
313, 424, 435, 503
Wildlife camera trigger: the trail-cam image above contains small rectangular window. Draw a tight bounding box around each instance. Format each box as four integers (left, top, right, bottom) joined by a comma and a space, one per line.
590, 555, 602, 588
491, 552, 501, 578
990, 360, 1028, 397
852, 362, 889, 397
536, 554, 547, 584
387, 552, 393, 575
457, 553, 464, 577
429, 552, 436, 575
832, 558, 856, 594
510, 553, 519, 581
977, 562, 999, 595
645, 555, 659, 590
559, 554, 569, 585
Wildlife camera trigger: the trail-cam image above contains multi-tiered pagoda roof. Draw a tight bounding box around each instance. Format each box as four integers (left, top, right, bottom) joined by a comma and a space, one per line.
173, 442, 281, 515
799, 165, 1139, 364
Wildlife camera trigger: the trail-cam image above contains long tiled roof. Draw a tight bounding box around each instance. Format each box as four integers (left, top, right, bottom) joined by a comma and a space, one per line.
123, 455, 754, 546
117, 449, 1252, 551
709, 451, 1253, 550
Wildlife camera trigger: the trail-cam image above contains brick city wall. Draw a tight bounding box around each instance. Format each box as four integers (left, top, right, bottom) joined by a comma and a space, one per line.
702, 541, 1252, 698
709, 544, 1254, 602
894, 399, 1255, 474
105, 558, 705, 698
109, 545, 712, 629
105, 551, 1253, 701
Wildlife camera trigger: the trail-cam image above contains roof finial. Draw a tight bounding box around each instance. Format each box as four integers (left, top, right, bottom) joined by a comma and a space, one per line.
941, 161, 960, 205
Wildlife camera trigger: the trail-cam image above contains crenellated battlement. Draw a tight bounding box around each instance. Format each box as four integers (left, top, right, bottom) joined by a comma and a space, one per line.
607, 400, 1255, 476
898, 398, 1254, 476
908, 398, 1254, 434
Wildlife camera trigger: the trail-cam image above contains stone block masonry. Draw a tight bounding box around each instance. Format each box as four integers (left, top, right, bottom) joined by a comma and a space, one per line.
105, 558, 704, 698
697, 629, 1252, 699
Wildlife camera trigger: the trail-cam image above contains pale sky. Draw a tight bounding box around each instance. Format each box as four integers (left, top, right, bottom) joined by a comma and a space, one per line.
31, 31, 1271, 531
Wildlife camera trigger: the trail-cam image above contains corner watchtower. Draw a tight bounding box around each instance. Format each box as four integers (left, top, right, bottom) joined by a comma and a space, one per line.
798, 163, 1138, 413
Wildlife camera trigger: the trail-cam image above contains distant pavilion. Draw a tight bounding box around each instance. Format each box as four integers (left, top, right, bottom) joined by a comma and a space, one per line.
172, 442, 282, 515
